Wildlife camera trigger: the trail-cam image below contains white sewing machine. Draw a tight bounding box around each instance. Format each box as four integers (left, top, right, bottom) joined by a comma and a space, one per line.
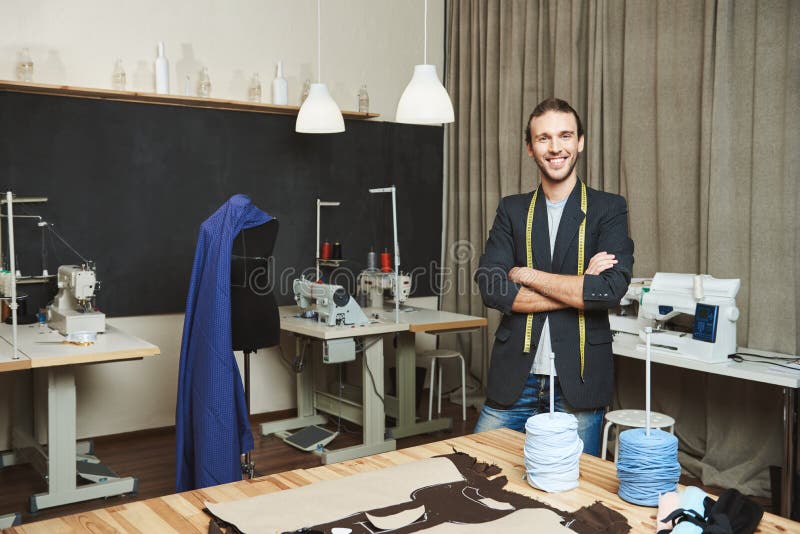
609, 278, 655, 335
293, 278, 370, 327
635, 273, 740, 363
47, 264, 106, 342
358, 270, 411, 309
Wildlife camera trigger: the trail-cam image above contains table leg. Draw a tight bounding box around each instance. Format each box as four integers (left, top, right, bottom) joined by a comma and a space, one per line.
321, 334, 395, 464
386, 331, 451, 439
780, 387, 797, 517
30, 368, 136, 511
1, 371, 33, 524
261, 337, 327, 436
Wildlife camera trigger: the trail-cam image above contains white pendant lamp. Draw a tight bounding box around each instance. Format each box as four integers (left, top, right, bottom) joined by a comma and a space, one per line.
296, 0, 344, 133
396, 0, 454, 124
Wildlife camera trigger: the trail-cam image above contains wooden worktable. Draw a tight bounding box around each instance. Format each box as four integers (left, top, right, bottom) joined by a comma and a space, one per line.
7, 428, 797, 533
278, 306, 409, 340
0, 323, 160, 372
0, 323, 160, 519
367, 306, 488, 333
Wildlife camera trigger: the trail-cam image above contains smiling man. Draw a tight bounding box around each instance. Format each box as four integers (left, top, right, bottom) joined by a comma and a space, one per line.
473, 98, 634, 456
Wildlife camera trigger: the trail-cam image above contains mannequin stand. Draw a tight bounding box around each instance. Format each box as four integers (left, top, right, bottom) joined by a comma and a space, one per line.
241, 350, 255, 479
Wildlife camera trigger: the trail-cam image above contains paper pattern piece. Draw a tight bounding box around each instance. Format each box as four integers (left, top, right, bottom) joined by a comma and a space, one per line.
478, 497, 516, 511
366, 505, 426, 530
415, 508, 574, 533
205, 457, 463, 533
206, 452, 631, 534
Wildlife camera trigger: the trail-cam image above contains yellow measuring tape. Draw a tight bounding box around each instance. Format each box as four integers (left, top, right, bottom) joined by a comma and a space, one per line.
523, 181, 589, 379
523, 188, 538, 355
577, 182, 587, 379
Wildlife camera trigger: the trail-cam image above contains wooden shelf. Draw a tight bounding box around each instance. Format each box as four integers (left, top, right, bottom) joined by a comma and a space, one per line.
0, 80, 380, 120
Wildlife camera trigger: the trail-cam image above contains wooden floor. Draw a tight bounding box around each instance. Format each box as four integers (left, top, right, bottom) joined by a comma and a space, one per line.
0, 397, 480, 527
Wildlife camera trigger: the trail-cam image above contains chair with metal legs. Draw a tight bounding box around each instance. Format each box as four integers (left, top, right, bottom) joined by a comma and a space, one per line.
423, 349, 466, 421
601, 409, 676, 463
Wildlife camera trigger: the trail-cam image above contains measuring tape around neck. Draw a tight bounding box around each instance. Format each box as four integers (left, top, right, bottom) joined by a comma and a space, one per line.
523, 181, 588, 379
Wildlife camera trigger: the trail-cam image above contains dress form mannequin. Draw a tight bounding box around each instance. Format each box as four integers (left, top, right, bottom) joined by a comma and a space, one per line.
231, 218, 279, 477
231, 220, 280, 351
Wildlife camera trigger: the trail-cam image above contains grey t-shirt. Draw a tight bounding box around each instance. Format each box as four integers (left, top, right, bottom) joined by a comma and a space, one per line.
531, 196, 567, 375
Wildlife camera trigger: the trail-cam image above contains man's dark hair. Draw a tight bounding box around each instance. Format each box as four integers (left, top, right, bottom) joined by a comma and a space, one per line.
524, 98, 584, 146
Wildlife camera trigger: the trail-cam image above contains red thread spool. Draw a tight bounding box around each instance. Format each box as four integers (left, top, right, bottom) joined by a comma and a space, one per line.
320, 241, 332, 259
380, 252, 392, 272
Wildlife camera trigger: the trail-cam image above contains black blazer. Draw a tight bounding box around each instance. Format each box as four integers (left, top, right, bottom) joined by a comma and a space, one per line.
475, 181, 634, 410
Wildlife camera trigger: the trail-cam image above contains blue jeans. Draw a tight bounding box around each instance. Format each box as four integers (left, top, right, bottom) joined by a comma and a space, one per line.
474, 373, 605, 457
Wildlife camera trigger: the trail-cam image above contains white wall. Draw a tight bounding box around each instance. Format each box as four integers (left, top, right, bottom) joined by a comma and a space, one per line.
0, 0, 446, 446
0, 0, 445, 119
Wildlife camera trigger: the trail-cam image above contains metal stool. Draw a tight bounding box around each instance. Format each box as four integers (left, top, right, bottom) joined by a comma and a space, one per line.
423, 349, 466, 421
601, 409, 676, 463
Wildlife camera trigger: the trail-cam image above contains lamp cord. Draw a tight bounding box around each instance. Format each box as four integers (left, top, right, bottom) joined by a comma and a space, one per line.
424, 0, 428, 64
317, 0, 321, 83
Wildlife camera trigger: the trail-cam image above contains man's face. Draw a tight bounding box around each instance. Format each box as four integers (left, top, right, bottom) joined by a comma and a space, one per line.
526, 111, 584, 184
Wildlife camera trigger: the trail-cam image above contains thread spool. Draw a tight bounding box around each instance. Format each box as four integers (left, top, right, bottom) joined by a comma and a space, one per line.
616, 428, 681, 506
320, 240, 331, 260
614, 324, 680, 506
366, 250, 378, 271
692, 275, 704, 300
524, 412, 583, 493
380, 251, 392, 272
332, 241, 342, 259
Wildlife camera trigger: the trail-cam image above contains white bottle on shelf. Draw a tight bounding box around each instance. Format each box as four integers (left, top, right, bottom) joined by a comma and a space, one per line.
271, 61, 288, 105
155, 42, 170, 94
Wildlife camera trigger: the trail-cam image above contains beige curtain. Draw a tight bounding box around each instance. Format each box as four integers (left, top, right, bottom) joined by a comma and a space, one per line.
442, 0, 799, 496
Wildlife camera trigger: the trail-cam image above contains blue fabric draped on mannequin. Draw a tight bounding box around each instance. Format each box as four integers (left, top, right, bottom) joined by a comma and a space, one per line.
175, 194, 273, 491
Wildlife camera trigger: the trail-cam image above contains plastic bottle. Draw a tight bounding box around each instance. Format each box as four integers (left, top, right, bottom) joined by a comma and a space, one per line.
358, 85, 369, 113
271, 61, 288, 105
155, 42, 169, 94
248, 73, 262, 103
197, 67, 212, 97
16, 48, 33, 82
112, 59, 126, 90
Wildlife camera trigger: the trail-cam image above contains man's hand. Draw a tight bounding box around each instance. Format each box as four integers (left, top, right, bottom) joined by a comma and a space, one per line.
508, 266, 538, 286
508, 251, 617, 309
585, 251, 617, 275
511, 286, 569, 313
508, 251, 616, 285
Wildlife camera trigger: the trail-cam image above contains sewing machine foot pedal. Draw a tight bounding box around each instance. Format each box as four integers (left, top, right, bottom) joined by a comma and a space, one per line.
76, 461, 119, 483
77, 453, 100, 464
283, 425, 338, 452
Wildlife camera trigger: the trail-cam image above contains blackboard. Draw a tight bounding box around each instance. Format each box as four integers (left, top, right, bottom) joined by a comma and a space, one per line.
0, 92, 443, 317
